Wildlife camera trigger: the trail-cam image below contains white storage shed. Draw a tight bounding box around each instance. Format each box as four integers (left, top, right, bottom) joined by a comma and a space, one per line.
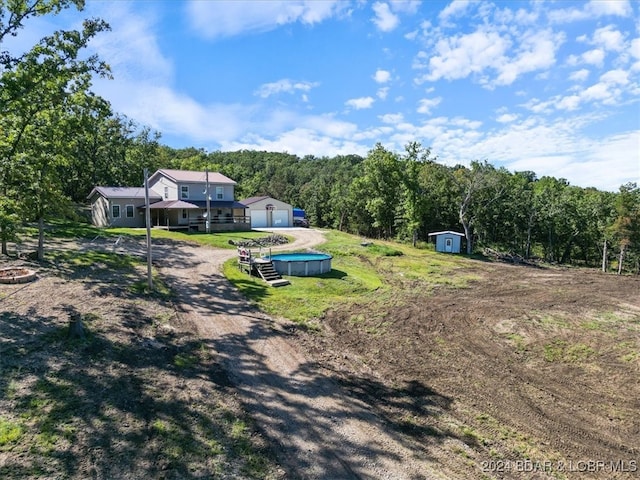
428, 231, 465, 253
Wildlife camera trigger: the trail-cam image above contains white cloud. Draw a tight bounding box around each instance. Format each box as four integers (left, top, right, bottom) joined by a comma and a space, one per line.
586, 0, 633, 18
412, 51, 429, 70
556, 95, 582, 111
582, 48, 605, 67
422, 27, 510, 82
96, 81, 251, 142
503, 131, 640, 190
630, 38, 640, 59
254, 79, 319, 98
377, 87, 390, 100
569, 69, 590, 82
494, 29, 562, 86
221, 128, 368, 158
87, 3, 172, 83
389, 1, 421, 15
373, 69, 391, 83
186, 0, 345, 39
548, 0, 633, 24
417, 97, 442, 114
592, 25, 626, 51
600, 69, 629, 85
379, 113, 404, 124
439, 116, 637, 190
439, 0, 479, 23
345, 96, 375, 109
496, 113, 518, 123
371, 2, 399, 32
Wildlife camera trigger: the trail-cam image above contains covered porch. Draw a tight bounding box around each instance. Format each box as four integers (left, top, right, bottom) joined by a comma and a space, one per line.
143, 200, 251, 232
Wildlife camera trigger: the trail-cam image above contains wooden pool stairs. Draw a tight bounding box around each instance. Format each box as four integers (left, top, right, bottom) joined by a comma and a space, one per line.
237, 248, 290, 287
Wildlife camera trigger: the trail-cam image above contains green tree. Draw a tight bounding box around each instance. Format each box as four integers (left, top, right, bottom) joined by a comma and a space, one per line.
397, 142, 433, 246
453, 161, 504, 254
1, 11, 109, 259
352, 144, 402, 238
611, 183, 640, 274
0, 196, 20, 255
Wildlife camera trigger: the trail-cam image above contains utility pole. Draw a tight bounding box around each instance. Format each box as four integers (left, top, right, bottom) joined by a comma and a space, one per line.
144, 168, 153, 290
205, 167, 211, 234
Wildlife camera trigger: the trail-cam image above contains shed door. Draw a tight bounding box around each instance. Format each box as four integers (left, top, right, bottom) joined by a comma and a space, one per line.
272, 210, 289, 227
251, 210, 267, 228
445, 237, 453, 253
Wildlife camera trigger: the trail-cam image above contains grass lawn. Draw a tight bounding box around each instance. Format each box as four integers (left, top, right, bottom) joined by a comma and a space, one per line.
26, 221, 289, 250
224, 230, 478, 326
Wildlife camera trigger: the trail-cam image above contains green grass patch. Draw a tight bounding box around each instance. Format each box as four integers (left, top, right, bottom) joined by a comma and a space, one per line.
540, 315, 569, 329
0, 418, 23, 448
224, 230, 477, 326
108, 227, 289, 250
47, 249, 143, 271
28, 220, 289, 251
543, 340, 595, 363
173, 353, 199, 369
130, 273, 173, 298
505, 333, 527, 352
543, 340, 567, 362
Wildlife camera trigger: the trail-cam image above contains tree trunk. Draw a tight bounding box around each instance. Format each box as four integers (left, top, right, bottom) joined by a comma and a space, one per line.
560, 231, 579, 264
617, 245, 625, 275
37, 217, 45, 261
462, 220, 473, 254
601, 238, 607, 272
1, 239, 7, 256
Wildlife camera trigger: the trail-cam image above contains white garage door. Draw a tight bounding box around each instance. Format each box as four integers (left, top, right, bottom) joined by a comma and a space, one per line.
272, 210, 289, 227
251, 210, 267, 228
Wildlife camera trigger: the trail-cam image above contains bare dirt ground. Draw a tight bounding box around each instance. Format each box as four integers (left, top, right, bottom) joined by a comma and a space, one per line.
2, 230, 639, 479
155, 228, 443, 479
297, 261, 640, 479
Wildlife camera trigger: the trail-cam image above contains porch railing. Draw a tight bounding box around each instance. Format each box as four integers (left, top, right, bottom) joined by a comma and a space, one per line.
188, 216, 251, 228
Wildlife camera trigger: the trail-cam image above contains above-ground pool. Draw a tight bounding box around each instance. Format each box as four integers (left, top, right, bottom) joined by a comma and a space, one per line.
267, 253, 332, 276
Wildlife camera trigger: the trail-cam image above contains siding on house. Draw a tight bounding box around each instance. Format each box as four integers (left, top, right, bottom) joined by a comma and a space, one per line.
148, 169, 237, 203
87, 187, 161, 228
88, 171, 251, 231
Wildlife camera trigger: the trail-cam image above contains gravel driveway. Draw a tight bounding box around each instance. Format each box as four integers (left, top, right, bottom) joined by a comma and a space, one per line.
156, 228, 437, 479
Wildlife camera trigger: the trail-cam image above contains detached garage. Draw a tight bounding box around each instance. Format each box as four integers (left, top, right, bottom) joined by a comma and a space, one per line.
240, 196, 293, 228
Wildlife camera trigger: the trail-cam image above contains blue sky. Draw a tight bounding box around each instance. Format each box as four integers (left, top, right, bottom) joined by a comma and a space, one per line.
9, 0, 640, 191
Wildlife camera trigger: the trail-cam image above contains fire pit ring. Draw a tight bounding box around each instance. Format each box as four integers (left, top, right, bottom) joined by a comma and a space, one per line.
0, 267, 37, 284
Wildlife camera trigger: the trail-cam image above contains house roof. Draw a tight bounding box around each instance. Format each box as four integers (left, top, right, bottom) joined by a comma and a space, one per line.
239, 195, 271, 205
149, 169, 236, 185
144, 200, 247, 210
427, 230, 466, 237
145, 200, 200, 210
87, 186, 162, 200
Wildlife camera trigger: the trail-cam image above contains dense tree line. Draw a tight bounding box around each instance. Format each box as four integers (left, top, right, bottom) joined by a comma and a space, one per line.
1, 2, 638, 272
162, 144, 638, 273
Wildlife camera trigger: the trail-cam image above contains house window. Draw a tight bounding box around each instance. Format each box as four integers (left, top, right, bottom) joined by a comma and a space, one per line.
164, 186, 169, 199
125, 205, 134, 218
181, 209, 187, 219
111, 204, 121, 218
216, 186, 224, 200
181, 186, 189, 199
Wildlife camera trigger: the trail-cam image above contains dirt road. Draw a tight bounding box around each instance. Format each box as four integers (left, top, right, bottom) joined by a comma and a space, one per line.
158, 228, 440, 479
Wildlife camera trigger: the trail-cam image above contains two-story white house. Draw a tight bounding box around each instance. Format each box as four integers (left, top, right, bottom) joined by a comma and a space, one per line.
88, 169, 250, 232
